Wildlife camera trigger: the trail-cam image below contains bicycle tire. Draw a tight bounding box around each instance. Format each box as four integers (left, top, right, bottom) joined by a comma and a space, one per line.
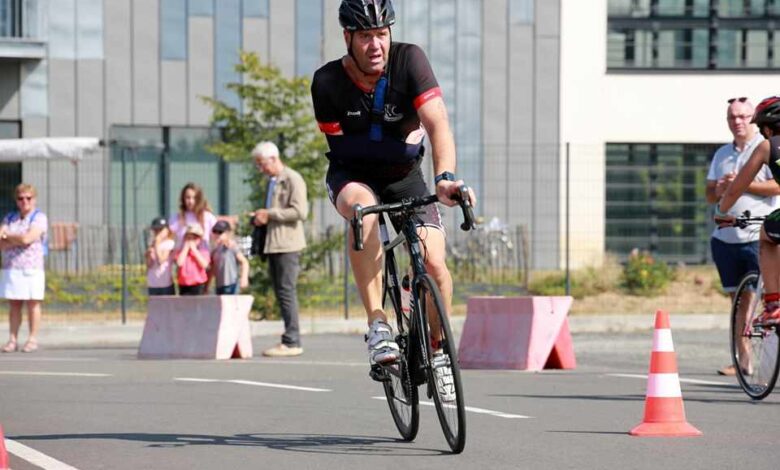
381, 258, 419, 441
415, 273, 466, 453
730, 272, 780, 400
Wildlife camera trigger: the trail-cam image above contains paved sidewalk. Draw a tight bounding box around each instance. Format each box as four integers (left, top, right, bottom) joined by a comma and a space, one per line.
0, 312, 729, 348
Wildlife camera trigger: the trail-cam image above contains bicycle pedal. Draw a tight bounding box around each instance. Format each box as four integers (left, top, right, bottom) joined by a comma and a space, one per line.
369, 364, 390, 382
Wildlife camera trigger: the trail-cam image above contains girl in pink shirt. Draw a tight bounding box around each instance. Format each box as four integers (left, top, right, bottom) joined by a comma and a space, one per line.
175, 224, 210, 295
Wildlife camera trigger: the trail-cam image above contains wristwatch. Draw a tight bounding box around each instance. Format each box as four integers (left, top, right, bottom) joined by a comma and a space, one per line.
434, 171, 456, 185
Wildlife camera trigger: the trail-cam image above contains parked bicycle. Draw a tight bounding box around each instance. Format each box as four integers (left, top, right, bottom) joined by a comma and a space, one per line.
728, 211, 780, 400
351, 185, 475, 453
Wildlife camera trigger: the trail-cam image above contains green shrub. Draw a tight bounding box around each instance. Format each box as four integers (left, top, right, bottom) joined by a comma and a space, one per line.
528, 256, 621, 299
622, 249, 675, 296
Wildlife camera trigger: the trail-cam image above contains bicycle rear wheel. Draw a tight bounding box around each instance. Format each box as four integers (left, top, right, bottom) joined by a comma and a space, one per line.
416, 273, 466, 453
731, 272, 780, 400
381, 260, 419, 440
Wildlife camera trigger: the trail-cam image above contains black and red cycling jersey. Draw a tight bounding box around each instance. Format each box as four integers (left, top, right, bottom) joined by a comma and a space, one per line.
311, 42, 441, 167
767, 136, 780, 184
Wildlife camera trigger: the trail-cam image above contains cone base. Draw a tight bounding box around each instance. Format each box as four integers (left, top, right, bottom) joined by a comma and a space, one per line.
629, 420, 702, 437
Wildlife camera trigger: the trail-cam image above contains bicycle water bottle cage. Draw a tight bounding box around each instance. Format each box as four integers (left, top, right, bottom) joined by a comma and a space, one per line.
369, 75, 388, 142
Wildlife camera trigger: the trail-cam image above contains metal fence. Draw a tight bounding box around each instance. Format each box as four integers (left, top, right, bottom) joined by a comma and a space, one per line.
11, 140, 736, 321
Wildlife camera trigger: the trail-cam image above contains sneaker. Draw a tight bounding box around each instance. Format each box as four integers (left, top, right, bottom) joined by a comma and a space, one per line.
365, 319, 400, 365
262, 343, 304, 357
432, 350, 456, 403
754, 303, 780, 326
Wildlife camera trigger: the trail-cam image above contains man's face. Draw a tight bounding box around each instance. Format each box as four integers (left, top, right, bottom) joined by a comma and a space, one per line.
254, 155, 277, 176
345, 27, 390, 74
727, 101, 755, 139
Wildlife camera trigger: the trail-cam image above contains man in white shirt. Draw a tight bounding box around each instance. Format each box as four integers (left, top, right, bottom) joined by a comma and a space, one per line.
706, 97, 780, 376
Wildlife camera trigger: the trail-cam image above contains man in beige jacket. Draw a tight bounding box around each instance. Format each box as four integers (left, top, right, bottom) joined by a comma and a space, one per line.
252, 141, 308, 357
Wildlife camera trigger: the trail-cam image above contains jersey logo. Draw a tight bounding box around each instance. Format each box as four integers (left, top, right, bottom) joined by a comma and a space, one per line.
346, 110, 362, 117
384, 104, 404, 122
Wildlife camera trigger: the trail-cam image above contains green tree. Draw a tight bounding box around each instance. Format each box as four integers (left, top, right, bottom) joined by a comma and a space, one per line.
203, 51, 331, 318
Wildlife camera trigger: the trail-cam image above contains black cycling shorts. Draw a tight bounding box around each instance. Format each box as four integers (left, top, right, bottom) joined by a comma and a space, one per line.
763, 208, 780, 244
325, 160, 443, 232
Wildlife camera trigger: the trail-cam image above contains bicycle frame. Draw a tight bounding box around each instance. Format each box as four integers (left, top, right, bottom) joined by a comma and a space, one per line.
378, 212, 435, 381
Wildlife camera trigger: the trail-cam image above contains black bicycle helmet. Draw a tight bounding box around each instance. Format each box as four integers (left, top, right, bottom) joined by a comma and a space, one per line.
339, 0, 395, 31
752, 96, 780, 128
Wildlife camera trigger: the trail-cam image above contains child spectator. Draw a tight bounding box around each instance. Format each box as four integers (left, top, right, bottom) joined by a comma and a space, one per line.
175, 224, 210, 295
145, 217, 176, 296
210, 220, 250, 295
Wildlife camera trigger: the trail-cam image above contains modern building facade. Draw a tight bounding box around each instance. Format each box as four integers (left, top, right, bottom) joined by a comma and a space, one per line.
0, 0, 777, 270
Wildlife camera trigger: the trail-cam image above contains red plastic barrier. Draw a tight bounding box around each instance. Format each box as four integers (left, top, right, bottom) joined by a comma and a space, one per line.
458, 296, 575, 371
138, 295, 253, 359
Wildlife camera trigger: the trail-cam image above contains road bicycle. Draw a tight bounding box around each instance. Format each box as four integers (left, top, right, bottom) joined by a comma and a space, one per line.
351, 186, 475, 453
728, 211, 780, 400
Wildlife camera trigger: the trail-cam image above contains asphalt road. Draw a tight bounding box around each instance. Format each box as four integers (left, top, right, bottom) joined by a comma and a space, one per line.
1, 330, 778, 470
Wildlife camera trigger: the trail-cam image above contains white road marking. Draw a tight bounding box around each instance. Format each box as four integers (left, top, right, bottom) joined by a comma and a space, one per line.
175, 377, 331, 392
0, 371, 110, 377
607, 373, 730, 386
372, 396, 531, 419
0, 356, 98, 362
5, 438, 80, 470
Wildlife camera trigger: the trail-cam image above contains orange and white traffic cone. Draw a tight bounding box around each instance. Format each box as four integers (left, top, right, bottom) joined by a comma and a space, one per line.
630, 310, 702, 437
0, 423, 9, 469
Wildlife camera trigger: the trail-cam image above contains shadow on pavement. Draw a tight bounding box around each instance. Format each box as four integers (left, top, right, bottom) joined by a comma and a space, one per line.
9, 432, 448, 456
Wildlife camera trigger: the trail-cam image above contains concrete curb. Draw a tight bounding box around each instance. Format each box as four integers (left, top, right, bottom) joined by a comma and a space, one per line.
0, 313, 729, 348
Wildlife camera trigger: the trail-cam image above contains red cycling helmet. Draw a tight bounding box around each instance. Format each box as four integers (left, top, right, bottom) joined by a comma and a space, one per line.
752, 96, 780, 128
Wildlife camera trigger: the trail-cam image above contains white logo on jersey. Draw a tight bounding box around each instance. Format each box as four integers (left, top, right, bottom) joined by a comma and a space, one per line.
384, 104, 403, 122
347, 110, 361, 117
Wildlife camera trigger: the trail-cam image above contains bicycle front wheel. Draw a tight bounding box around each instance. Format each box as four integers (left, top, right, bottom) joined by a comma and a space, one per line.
731, 272, 780, 400
381, 261, 419, 441
416, 273, 466, 453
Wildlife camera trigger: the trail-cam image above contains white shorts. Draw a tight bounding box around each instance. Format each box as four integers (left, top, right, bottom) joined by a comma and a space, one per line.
0, 269, 45, 300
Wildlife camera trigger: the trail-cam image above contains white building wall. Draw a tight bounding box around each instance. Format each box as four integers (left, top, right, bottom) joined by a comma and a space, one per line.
559, 0, 780, 268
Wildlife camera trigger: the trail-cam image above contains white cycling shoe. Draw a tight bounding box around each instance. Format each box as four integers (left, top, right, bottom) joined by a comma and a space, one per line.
432, 350, 456, 402
366, 319, 400, 365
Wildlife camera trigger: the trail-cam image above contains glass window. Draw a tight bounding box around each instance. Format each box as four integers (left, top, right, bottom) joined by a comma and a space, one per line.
226, 162, 253, 215
168, 128, 221, 217
242, 0, 269, 18
606, 143, 718, 262
189, 0, 213, 17
109, 127, 165, 230
608, 0, 648, 17
509, 0, 534, 24
0, 121, 21, 218
215, 0, 242, 111
161, 0, 187, 60
746, 30, 769, 68
296, 0, 322, 77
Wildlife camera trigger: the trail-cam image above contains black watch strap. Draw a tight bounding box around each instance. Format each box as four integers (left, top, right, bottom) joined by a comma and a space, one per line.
434, 171, 456, 185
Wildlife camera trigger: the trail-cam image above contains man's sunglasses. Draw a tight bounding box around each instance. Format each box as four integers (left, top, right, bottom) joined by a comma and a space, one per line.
728, 97, 748, 104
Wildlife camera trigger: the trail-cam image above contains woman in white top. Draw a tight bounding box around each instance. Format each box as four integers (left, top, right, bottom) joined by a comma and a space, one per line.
168, 182, 217, 249
0, 183, 48, 353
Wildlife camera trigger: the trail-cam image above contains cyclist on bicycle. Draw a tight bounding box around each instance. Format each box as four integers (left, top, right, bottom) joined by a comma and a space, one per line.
310, 0, 476, 367
716, 96, 780, 325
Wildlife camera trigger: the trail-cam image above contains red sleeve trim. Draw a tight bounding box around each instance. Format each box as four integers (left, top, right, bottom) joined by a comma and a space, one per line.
318, 121, 342, 135
413, 87, 442, 110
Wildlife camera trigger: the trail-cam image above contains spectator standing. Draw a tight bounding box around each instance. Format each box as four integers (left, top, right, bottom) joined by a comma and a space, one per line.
210, 220, 250, 295
706, 97, 779, 376
175, 224, 210, 295
0, 184, 48, 353
146, 217, 176, 296
169, 182, 217, 248
252, 142, 308, 357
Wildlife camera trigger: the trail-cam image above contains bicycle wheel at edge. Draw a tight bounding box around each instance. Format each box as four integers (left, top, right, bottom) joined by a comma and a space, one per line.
731, 272, 780, 400
381, 262, 419, 440
416, 273, 466, 453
